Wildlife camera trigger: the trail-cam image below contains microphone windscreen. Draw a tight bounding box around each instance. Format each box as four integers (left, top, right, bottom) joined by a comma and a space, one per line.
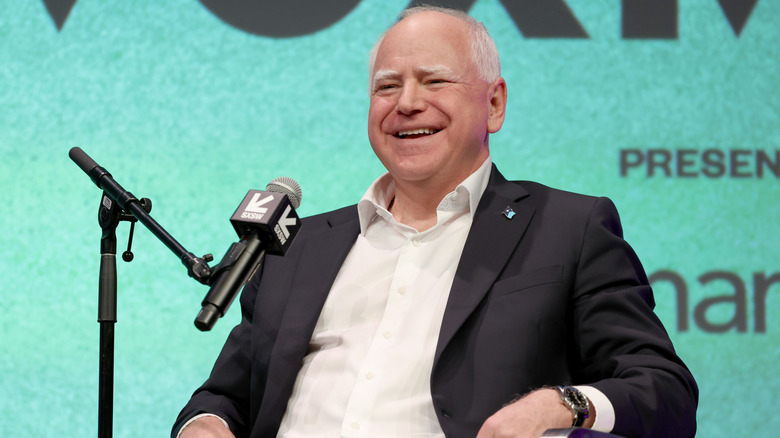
266, 177, 302, 208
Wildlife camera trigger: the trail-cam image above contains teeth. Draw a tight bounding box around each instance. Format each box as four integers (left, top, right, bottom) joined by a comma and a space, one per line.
397, 128, 437, 137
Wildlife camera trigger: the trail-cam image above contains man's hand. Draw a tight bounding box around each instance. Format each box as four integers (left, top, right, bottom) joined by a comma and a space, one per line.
476, 388, 593, 438
179, 415, 235, 438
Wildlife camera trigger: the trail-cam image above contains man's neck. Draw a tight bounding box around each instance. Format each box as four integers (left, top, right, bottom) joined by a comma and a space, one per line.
383, 154, 491, 232
387, 189, 440, 232
388, 175, 465, 231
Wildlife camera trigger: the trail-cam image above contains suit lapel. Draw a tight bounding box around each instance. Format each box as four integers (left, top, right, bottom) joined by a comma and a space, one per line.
434, 167, 534, 365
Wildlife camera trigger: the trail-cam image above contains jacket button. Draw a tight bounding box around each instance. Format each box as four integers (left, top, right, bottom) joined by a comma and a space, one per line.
441, 409, 452, 418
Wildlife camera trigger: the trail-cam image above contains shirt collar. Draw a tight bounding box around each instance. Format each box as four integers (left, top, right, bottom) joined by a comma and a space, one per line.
357, 156, 493, 235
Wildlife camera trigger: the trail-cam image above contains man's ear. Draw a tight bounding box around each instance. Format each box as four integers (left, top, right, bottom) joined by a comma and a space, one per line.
487, 77, 507, 134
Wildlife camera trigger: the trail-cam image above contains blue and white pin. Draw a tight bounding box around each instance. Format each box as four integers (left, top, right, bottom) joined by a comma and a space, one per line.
502, 206, 516, 220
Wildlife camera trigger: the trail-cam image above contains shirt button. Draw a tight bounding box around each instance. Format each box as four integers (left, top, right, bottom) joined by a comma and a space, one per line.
382, 330, 393, 339
412, 239, 421, 247
351, 422, 361, 430
365, 371, 375, 380
397, 285, 408, 295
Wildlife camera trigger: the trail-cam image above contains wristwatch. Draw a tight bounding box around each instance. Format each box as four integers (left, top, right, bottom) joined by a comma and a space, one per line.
555, 386, 590, 427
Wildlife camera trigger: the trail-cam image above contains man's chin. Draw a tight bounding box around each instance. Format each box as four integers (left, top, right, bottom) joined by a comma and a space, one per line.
386, 165, 445, 188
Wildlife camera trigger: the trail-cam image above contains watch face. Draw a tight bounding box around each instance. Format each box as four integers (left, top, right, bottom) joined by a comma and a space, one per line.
555, 385, 590, 427
565, 387, 588, 410
563, 387, 590, 427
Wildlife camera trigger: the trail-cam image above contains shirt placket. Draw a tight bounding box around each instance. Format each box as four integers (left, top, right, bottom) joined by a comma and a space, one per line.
340, 235, 423, 436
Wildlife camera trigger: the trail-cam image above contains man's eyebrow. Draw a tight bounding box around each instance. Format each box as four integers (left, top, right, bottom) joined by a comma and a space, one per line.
372, 69, 400, 85
417, 64, 456, 78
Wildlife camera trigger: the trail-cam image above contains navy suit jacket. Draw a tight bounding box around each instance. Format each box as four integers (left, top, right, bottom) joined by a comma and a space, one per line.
174, 166, 698, 438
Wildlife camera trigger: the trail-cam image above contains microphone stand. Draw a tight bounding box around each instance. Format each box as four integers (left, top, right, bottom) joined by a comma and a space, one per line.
70, 147, 214, 438
97, 192, 119, 438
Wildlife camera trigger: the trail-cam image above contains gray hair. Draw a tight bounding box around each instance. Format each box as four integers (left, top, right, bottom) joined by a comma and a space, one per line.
368, 6, 501, 92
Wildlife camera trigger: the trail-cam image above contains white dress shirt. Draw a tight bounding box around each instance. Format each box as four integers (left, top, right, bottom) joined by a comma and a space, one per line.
277, 158, 494, 437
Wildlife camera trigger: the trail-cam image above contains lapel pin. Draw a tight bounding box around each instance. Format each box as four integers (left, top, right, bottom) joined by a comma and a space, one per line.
502, 206, 516, 220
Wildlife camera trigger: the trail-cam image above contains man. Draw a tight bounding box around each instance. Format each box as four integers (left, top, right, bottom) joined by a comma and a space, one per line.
173, 6, 697, 438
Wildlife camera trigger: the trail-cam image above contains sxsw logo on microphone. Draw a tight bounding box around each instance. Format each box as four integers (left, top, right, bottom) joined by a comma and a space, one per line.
273, 205, 297, 245
240, 192, 275, 220
231, 190, 301, 255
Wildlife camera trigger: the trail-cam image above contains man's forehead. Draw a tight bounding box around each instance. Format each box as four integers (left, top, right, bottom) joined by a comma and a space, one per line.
377, 14, 469, 58
373, 64, 457, 81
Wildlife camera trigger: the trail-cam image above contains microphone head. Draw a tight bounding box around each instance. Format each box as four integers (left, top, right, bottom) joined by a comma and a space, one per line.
266, 177, 302, 209
229, 178, 303, 255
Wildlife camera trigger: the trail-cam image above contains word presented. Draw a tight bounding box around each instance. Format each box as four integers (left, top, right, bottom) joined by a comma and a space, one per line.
619, 148, 780, 178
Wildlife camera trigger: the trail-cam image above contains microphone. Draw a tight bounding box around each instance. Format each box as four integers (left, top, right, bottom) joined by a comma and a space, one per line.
194, 177, 303, 331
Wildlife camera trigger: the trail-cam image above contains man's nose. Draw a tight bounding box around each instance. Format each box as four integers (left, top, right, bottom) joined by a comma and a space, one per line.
396, 83, 426, 114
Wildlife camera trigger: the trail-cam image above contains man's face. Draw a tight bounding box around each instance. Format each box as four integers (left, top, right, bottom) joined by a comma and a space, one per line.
368, 12, 505, 190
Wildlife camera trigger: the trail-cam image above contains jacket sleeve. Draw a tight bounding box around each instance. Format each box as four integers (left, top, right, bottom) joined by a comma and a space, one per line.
570, 196, 698, 438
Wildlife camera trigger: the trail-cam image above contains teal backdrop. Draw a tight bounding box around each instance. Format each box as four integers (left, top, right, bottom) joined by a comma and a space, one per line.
1, 0, 778, 436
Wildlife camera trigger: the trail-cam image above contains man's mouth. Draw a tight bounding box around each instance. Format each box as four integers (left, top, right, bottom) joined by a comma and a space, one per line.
395, 128, 440, 139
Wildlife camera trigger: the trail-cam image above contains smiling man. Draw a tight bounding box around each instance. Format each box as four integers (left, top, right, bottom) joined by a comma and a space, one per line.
173, 7, 697, 438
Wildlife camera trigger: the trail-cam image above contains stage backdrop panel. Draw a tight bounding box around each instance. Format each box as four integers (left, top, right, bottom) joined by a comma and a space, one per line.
1, 0, 777, 436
